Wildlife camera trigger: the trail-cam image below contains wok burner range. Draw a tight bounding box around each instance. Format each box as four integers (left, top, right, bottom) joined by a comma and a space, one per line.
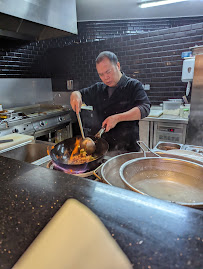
46, 151, 127, 179
46, 160, 102, 178
0, 104, 72, 138
0, 112, 27, 122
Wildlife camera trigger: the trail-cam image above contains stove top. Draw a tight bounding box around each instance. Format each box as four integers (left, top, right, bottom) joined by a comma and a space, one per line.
44, 152, 125, 179
0, 106, 72, 138
0, 111, 27, 121
46, 160, 103, 178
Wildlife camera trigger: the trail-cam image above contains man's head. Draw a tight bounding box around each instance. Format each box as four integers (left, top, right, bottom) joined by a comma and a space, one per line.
96, 51, 122, 87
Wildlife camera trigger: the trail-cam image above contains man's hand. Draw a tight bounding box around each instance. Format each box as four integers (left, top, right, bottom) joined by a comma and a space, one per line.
102, 114, 119, 132
70, 91, 82, 114
102, 107, 142, 132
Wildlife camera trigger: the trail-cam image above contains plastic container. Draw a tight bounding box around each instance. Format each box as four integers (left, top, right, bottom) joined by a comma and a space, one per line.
168, 99, 183, 103
163, 101, 181, 116
180, 104, 190, 118
183, 108, 190, 118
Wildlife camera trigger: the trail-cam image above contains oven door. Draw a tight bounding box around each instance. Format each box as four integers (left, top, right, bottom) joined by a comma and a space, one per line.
153, 122, 187, 146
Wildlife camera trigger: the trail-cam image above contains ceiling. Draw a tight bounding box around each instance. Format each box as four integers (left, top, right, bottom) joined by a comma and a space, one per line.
76, 0, 203, 22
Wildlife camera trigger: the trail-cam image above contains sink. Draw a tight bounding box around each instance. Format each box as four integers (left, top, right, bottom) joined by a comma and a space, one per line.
0, 141, 54, 164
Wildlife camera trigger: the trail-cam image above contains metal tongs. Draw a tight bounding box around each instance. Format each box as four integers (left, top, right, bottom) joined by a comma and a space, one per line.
95, 124, 106, 139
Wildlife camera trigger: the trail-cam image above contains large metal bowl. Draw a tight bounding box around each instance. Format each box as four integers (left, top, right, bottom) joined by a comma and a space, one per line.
100, 152, 203, 208
119, 157, 203, 207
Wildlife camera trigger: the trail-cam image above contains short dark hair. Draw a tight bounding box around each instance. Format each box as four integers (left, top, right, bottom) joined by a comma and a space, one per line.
96, 51, 118, 65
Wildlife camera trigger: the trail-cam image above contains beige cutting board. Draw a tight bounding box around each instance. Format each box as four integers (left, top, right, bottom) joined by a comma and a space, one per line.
0, 133, 34, 151
13, 199, 132, 269
148, 109, 163, 117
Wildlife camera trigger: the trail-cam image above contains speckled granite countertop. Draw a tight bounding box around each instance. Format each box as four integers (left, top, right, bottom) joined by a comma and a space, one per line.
0, 156, 203, 269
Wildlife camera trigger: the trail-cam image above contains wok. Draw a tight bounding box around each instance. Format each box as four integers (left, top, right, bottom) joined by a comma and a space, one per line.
50, 135, 109, 172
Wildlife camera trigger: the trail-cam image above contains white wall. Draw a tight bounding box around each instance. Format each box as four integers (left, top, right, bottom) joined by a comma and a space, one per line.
76, 0, 203, 21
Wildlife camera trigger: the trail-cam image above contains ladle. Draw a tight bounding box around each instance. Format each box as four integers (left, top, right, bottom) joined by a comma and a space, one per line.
76, 113, 96, 154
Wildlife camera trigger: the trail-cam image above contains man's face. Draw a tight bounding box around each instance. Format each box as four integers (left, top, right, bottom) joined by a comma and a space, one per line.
96, 57, 121, 87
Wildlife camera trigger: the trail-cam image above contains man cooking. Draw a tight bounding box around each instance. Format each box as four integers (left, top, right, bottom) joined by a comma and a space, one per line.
70, 51, 150, 152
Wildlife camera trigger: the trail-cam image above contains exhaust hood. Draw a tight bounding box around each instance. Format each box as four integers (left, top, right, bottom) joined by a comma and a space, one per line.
0, 0, 78, 41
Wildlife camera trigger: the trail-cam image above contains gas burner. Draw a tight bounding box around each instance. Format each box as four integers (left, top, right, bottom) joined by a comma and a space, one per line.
46, 161, 100, 178
7, 116, 25, 122
0, 112, 27, 122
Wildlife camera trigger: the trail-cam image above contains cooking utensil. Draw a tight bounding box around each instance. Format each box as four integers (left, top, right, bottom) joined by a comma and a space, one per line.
0, 139, 13, 143
97, 151, 203, 193
50, 133, 109, 172
119, 141, 203, 207
76, 113, 96, 155
182, 95, 189, 104
95, 125, 106, 139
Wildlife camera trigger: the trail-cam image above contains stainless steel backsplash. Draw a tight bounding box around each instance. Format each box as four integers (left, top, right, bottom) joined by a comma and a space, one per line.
0, 78, 53, 109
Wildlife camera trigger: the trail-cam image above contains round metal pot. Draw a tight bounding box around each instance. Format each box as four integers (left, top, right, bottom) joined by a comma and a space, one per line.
120, 156, 203, 207
100, 151, 203, 208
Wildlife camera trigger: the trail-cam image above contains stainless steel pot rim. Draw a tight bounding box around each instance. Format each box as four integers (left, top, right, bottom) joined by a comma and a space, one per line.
130, 190, 203, 207
120, 156, 203, 174
100, 152, 203, 207
101, 151, 138, 186
101, 152, 203, 185
119, 156, 203, 207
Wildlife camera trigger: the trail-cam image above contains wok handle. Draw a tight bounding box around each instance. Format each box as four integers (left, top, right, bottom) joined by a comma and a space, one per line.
137, 140, 161, 158
76, 113, 85, 139
95, 124, 107, 138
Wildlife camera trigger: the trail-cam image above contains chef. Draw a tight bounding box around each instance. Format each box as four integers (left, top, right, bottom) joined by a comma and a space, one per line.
70, 51, 150, 152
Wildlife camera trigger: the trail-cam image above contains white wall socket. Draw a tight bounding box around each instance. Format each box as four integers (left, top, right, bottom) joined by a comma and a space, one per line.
144, 84, 150, 91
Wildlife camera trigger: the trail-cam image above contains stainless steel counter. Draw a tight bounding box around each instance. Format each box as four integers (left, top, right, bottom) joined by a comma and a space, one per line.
0, 140, 53, 164
142, 114, 188, 124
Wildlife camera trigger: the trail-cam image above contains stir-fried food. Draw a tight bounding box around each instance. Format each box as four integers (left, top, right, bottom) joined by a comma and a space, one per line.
68, 148, 96, 164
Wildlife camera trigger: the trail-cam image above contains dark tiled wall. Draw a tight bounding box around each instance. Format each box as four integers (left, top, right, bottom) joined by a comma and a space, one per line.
48, 22, 203, 104
1, 17, 203, 78
0, 38, 48, 78
0, 17, 203, 104
76, 17, 203, 43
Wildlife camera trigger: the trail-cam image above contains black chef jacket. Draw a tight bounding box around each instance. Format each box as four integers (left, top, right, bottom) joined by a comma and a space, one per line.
79, 73, 150, 152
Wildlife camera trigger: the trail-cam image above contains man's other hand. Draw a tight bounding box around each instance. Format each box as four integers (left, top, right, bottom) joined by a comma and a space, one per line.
102, 114, 119, 132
